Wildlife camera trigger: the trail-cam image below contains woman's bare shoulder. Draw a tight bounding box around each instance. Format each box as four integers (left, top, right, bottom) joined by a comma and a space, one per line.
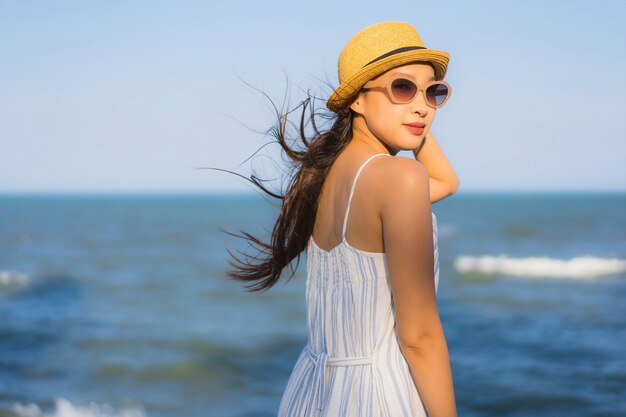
375, 156, 429, 189
363, 155, 430, 213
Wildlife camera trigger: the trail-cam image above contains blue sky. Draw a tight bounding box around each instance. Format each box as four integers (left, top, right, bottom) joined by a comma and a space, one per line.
0, 0, 624, 193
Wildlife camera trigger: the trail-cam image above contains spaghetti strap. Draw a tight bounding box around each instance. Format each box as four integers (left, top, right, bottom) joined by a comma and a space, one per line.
341, 153, 391, 239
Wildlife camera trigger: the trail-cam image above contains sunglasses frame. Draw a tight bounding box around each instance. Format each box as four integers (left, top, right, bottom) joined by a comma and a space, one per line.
360, 74, 452, 108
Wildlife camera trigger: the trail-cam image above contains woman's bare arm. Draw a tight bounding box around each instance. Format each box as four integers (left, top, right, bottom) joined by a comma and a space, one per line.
379, 157, 457, 417
412, 130, 460, 203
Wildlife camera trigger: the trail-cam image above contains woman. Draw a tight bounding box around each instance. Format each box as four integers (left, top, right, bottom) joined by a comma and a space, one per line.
224, 21, 459, 416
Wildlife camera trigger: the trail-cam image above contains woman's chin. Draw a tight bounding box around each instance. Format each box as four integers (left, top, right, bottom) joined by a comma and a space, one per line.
397, 135, 426, 151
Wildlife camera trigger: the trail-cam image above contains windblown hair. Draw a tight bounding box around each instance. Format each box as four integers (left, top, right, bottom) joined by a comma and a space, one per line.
202, 72, 431, 292
206, 86, 356, 292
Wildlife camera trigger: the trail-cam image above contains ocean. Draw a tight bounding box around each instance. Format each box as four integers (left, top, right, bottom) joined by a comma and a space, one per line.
0, 192, 624, 417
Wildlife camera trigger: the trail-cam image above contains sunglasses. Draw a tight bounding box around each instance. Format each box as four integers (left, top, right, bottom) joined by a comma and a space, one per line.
360, 75, 452, 108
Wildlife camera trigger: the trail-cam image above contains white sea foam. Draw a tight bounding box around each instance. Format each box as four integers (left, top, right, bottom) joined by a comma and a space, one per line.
0, 270, 30, 287
454, 255, 626, 279
12, 398, 145, 417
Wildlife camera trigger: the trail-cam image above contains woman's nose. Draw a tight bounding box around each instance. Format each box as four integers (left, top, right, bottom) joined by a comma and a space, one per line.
411, 90, 429, 116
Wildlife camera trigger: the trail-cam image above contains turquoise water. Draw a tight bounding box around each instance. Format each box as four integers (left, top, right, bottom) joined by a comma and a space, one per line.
0, 192, 624, 417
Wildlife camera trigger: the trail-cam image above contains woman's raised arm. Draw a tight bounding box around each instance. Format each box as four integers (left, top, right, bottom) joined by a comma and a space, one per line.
379, 157, 458, 417
413, 130, 460, 203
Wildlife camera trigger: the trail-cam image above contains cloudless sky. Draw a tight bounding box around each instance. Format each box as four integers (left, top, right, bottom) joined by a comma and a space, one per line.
1, 0, 624, 194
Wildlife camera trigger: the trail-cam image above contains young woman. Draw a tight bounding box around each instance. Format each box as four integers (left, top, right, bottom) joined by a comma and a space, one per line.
224, 21, 459, 417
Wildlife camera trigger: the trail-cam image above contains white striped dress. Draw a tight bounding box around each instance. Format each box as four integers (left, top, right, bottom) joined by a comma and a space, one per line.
277, 153, 440, 417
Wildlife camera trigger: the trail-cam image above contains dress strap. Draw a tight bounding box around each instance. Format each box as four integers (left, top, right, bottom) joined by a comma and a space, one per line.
341, 153, 391, 239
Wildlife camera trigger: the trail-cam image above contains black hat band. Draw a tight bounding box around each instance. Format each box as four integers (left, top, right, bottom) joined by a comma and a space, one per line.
363, 46, 426, 68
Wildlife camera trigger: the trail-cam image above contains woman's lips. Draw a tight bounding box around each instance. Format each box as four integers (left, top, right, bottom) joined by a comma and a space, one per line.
404, 124, 425, 135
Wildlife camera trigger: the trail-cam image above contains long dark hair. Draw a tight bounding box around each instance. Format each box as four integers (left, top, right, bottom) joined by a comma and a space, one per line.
200, 82, 355, 292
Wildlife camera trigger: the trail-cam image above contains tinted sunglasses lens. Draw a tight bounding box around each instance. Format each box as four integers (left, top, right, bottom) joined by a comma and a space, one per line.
426, 83, 449, 107
390, 78, 417, 102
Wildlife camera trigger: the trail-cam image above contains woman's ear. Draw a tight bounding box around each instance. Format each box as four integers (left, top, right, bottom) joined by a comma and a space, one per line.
349, 93, 365, 114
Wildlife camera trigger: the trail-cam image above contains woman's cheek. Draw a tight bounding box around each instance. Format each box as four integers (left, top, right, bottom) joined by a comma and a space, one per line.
370, 118, 394, 142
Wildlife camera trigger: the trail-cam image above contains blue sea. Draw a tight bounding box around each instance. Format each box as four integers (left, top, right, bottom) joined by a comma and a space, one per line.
0, 192, 624, 417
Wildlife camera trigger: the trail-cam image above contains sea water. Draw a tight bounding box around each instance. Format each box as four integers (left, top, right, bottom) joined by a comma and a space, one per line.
0, 192, 624, 417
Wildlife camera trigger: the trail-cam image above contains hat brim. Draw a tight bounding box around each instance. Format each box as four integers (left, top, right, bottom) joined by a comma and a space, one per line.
326, 49, 450, 113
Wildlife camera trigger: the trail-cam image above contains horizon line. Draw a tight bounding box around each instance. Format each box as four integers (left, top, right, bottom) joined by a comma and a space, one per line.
0, 189, 624, 197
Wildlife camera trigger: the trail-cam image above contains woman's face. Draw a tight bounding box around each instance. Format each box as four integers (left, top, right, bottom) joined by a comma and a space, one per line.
349, 62, 437, 153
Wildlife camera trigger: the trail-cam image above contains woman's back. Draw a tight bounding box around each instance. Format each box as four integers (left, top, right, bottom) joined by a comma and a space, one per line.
278, 152, 440, 417
310, 148, 388, 255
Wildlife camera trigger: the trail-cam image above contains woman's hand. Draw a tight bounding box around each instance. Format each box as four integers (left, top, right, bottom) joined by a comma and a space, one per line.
412, 130, 460, 203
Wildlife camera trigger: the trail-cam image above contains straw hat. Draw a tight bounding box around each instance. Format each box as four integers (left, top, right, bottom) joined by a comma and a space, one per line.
326, 22, 450, 113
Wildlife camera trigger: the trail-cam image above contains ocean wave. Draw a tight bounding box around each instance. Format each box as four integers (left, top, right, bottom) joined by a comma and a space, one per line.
454, 255, 626, 278
11, 398, 145, 417
0, 270, 29, 288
